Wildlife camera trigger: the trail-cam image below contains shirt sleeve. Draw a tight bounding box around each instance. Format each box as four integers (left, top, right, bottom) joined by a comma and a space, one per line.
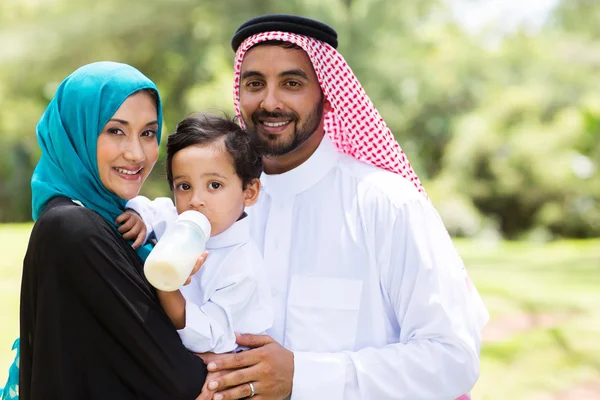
291, 198, 485, 400
126, 196, 178, 241
177, 249, 274, 354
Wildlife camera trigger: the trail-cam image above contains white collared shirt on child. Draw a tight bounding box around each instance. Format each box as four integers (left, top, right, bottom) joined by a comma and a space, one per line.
126, 197, 273, 354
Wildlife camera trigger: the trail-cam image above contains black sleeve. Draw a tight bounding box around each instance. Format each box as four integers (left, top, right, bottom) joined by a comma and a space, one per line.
20, 199, 207, 400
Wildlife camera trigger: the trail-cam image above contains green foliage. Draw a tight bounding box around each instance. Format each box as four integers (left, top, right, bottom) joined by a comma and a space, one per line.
436, 32, 600, 238
0, 0, 598, 238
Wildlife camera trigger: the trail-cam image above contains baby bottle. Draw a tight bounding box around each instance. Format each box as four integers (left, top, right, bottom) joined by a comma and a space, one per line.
144, 210, 211, 292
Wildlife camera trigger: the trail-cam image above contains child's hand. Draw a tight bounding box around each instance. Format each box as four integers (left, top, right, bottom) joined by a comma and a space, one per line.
116, 210, 146, 249
184, 251, 208, 285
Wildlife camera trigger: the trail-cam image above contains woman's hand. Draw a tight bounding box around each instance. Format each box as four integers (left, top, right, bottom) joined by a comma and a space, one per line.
116, 210, 146, 248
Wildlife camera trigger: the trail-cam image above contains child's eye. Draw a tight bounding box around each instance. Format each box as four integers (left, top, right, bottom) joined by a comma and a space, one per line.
176, 183, 191, 191
209, 182, 222, 190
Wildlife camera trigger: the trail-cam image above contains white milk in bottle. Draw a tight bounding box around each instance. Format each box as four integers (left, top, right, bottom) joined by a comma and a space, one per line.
144, 210, 211, 291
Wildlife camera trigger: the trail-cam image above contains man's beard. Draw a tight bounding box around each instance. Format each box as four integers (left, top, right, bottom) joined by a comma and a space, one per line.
245, 97, 324, 157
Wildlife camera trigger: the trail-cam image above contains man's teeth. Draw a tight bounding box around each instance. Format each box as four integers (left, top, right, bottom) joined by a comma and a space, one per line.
115, 167, 140, 175
262, 121, 290, 127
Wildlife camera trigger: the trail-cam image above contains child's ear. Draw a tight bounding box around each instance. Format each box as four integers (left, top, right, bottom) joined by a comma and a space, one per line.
243, 178, 261, 207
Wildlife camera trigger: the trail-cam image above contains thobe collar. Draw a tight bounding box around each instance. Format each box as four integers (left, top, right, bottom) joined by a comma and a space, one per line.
260, 135, 339, 198
206, 213, 249, 250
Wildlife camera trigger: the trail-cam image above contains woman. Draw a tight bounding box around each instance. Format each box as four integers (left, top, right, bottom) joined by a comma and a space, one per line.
16, 62, 208, 399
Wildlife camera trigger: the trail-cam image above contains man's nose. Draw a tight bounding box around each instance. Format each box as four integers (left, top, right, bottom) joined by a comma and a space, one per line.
260, 88, 284, 112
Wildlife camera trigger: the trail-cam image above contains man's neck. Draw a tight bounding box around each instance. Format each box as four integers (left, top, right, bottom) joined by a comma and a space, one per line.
262, 130, 325, 175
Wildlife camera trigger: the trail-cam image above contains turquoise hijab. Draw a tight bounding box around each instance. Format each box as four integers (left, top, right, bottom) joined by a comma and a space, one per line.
31, 61, 162, 259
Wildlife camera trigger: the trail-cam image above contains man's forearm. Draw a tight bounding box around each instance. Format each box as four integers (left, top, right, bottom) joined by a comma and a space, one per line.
292, 339, 479, 400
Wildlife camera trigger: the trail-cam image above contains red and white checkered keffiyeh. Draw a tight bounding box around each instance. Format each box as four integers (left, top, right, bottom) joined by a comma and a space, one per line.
232, 31, 426, 197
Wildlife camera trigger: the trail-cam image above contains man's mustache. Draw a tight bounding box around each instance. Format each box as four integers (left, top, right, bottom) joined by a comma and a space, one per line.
251, 110, 298, 124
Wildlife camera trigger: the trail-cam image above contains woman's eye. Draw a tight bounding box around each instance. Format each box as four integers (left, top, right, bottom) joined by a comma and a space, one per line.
209, 182, 222, 190
141, 130, 156, 138
107, 127, 124, 135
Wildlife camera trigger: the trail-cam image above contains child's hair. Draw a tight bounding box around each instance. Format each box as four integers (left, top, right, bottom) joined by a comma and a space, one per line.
165, 113, 263, 190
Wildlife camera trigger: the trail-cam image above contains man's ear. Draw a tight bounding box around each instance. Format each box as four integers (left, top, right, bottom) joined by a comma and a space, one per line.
243, 178, 261, 207
323, 98, 332, 114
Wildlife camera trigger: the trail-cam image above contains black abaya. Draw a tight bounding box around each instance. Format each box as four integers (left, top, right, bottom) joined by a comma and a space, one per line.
19, 197, 208, 399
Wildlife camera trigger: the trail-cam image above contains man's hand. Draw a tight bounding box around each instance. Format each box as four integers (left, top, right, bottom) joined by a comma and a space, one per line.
195, 369, 234, 400
201, 334, 294, 400
116, 209, 146, 248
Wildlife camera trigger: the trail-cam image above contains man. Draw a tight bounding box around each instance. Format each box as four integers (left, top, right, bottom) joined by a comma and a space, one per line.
199, 14, 488, 400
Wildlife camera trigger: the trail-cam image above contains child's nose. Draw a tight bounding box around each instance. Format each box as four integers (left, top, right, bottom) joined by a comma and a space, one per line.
189, 194, 205, 208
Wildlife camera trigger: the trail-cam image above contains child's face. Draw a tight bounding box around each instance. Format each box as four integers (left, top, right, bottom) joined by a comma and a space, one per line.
171, 141, 259, 236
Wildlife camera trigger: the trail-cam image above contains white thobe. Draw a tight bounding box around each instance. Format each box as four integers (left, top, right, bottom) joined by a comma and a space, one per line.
247, 135, 488, 400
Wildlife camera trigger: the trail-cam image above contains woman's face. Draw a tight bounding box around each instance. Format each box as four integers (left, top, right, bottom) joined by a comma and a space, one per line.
96, 91, 159, 200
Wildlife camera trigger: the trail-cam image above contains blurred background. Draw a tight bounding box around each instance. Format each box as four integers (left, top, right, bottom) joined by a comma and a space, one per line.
0, 0, 598, 398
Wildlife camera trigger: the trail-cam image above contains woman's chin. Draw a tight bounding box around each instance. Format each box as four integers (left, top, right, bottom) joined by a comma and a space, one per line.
109, 185, 143, 201
102, 173, 149, 201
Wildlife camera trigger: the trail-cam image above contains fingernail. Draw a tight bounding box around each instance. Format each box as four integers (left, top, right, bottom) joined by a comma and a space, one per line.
207, 362, 217, 371
208, 381, 218, 390
214, 394, 223, 400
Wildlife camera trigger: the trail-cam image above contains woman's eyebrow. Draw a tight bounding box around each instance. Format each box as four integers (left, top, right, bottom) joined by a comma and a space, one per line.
108, 118, 159, 126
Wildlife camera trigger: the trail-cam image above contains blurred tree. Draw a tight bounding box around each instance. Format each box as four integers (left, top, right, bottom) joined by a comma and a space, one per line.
0, 0, 598, 238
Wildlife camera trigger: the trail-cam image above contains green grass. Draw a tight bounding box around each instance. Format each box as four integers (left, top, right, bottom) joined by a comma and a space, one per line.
0, 225, 599, 398
455, 238, 600, 399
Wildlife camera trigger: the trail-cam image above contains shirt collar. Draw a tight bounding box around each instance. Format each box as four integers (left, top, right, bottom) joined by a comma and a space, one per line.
206, 213, 250, 250
260, 135, 339, 198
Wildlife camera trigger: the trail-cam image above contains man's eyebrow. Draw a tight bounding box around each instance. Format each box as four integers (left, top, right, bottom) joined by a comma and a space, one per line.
240, 69, 310, 80
279, 69, 309, 80
241, 70, 264, 80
